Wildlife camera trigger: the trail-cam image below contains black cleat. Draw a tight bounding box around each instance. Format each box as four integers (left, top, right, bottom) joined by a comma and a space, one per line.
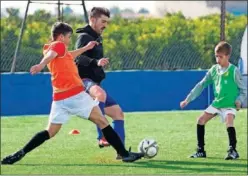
122, 152, 144, 162
122, 147, 144, 162
225, 147, 239, 160
1, 150, 25, 165
190, 148, 206, 158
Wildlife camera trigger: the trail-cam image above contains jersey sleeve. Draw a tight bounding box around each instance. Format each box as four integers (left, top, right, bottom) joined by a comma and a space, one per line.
49, 42, 66, 57
234, 68, 247, 103
185, 68, 213, 103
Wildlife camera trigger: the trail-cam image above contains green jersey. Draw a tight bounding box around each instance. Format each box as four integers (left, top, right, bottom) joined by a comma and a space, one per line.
186, 63, 247, 108
211, 64, 238, 108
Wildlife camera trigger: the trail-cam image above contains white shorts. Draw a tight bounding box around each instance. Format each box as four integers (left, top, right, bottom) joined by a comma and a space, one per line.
49, 91, 99, 124
205, 105, 236, 123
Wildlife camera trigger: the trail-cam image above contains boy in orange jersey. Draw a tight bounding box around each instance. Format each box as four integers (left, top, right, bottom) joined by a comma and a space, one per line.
1, 22, 144, 164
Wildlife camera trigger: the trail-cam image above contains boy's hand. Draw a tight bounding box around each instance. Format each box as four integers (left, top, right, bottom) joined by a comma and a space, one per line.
97, 58, 109, 67
85, 41, 98, 50
235, 100, 241, 111
30, 64, 45, 75
180, 100, 188, 109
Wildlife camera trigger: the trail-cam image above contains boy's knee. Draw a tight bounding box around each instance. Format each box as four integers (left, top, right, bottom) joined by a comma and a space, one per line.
47, 130, 56, 138
92, 87, 106, 102
97, 91, 106, 101
197, 112, 214, 125
225, 114, 235, 127
197, 116, 208, 125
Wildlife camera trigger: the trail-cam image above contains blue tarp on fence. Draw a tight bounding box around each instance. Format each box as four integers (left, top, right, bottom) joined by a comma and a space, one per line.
1, 71, 213, 116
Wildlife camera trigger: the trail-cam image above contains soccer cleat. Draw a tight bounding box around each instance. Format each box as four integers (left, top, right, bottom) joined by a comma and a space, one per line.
1, 150, 25, 165
122, 147, 145, 162
98, 137, 110, 148
225, 147, 239, 160
190, 148, 206, 158
122, 152, 144, 162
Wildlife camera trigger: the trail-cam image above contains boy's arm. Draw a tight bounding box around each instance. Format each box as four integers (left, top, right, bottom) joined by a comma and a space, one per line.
30, 50, 58, 74
74, 34, 98, 66
234, 68, 247, 106
69, 41, 98, 59
180, 70, 213, 108
186, 71, 212, 103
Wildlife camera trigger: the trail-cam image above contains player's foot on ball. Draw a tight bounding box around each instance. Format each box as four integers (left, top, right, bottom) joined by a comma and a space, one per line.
225, 146, 239, 160
98, 137, 110, 148
122, 147, 144, 162
1, 150, 25, 165
122, 151, 144, 162
190, 148, 206, 158
116, 153, 122, 160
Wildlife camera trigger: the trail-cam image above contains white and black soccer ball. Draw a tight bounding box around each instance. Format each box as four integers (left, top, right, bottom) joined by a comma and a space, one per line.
138, 139, 158, 159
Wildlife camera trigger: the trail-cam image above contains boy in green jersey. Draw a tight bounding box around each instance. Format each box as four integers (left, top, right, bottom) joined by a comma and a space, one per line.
180, 41, 247, 160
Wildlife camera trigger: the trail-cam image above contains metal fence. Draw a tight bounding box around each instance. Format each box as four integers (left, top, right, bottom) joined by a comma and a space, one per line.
1, 1, 246, 72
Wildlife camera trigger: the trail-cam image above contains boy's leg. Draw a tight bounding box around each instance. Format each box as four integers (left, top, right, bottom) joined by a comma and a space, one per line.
224, 110, 239, 160
83, 79, 109, 147
1, 100, 68, 165
88, 106, 129, 157
89, 106, 144, 162
1, 123, 62, 165
105, 93, 125, 145
73, 91, 144, 162
190, 106, 217, 158
104, 94, 125, 160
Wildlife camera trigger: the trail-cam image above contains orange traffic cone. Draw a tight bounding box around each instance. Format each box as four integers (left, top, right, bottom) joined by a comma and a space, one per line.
69, 129, 80, 135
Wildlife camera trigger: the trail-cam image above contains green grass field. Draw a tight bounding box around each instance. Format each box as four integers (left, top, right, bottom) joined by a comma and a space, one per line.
1, 110, 247, 175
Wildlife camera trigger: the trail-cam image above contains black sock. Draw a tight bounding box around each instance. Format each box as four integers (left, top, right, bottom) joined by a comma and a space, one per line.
197, 124, 205, 151
22, 130, 50, 154
227, 127, 237, 149
101, 125, 129, 157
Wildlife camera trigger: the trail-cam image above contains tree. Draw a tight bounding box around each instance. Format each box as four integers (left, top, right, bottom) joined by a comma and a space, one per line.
138, 8, 149, 14
31, 9, 52, 22
63, 5, 73, 15
6, 8, 20, 17
0, 9, 246, 72
121, 8, 135, 14
110, 6, 121, 16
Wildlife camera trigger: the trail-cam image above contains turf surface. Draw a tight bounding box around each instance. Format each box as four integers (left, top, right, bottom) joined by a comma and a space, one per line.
1, 110, 247, 175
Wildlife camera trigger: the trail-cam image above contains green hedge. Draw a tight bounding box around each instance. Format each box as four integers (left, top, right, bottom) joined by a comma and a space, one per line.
1, 11, 246, 72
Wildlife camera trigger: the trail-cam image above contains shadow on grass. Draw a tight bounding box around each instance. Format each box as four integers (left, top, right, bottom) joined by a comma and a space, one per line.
207, 156, 247, 161
15, 159, 247, 174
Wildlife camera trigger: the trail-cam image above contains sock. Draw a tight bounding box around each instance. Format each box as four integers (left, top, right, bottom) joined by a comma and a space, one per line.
22, 130, 50, 154
227, 127, 237, 149
96, 102, 105, 140
112, 120, 125, 145
197, 124, 205, 151
101, 125, 129, 157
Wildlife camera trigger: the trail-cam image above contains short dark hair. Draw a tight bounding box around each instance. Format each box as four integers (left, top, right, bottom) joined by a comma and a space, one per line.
51, 22, 73, 40
215, 41, 232, 56
90, 7, 110, 18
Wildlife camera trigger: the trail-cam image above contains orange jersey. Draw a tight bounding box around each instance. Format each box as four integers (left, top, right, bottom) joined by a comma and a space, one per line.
43, 41, 84, 101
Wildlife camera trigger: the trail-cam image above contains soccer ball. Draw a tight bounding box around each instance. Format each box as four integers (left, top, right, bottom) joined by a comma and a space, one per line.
138, 139, 158, 159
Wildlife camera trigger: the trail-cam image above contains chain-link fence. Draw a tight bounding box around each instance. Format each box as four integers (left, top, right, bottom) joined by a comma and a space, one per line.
1, 1, 247, 72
